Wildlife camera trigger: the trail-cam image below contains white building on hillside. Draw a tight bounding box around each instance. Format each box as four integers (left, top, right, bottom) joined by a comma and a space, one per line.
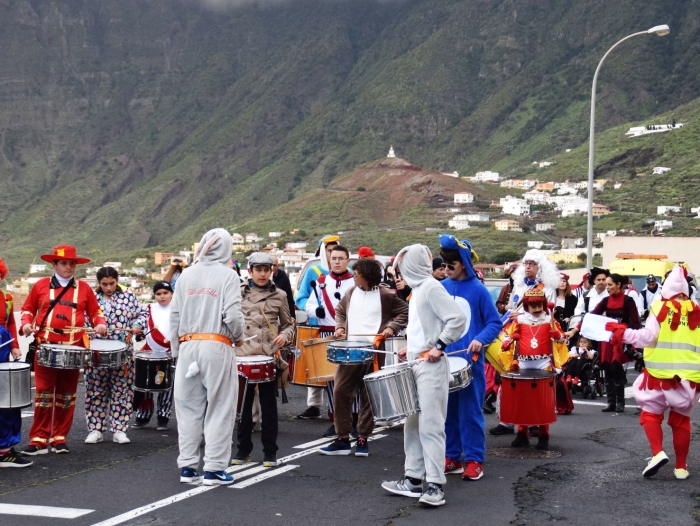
471, 171, 500, 183
500, 196, 530, 216
29, 264, 47, 274
448, 219, 470, 230
269, 231, 282, 238
388, 146, 396, 158
523, 190, 550, 204
528, 241, 545, 249
104, 261, 122, 269
454, 193, 474, 204
653, 167, 671, 175
655, 220, 673, 231
536, 223, 555, 232
657, 206, 681, 216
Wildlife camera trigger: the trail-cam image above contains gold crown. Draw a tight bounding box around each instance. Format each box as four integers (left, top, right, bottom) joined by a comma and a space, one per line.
523, 287, 545, 299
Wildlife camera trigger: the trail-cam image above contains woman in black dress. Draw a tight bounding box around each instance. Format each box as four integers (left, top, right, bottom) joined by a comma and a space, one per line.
553, 273, 578, 332
589, 273, 641, 412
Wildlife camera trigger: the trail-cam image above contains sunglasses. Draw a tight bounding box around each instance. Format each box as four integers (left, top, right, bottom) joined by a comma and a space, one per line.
443, 263, 458, 271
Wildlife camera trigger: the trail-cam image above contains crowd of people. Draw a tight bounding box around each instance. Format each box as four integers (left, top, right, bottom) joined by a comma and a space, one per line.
2, 232, 700, 506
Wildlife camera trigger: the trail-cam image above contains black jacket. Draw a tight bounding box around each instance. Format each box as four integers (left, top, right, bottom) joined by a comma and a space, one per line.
273, 268, 296, 318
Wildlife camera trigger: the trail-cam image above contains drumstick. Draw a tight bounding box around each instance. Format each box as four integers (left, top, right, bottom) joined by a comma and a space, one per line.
243, 335, 258, 343
0, 338, 15, 350
381, 348, 469, 368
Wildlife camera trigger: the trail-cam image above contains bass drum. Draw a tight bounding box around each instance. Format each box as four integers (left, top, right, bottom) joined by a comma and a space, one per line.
484, 333, 508, 375
291, 325, 336, 386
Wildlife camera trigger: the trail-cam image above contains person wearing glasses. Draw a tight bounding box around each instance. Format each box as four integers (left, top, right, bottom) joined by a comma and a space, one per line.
490, 249, 559, 437
438, 235, 501, 480
305, 244, 357, 437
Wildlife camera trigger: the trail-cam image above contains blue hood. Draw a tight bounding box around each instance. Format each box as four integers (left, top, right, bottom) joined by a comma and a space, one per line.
439, 234, 478, 281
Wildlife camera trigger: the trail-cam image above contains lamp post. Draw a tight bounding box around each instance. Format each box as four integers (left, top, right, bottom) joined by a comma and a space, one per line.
586, 24, 670, 268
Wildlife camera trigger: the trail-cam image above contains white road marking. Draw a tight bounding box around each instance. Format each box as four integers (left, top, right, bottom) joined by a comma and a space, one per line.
91, 433, 390, 526
574, 400, 640, 409
0, 503, 94, 519
231, 464, 299, 489
21, 412, 33, 418
293, 437, 335, 449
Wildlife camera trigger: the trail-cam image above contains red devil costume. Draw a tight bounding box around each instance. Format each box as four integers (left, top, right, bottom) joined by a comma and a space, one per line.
21, 246, 105, 454
500, 288, 568, 449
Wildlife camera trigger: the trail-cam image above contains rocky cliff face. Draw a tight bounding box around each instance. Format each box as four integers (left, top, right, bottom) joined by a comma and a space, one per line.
0, 0, 697, 266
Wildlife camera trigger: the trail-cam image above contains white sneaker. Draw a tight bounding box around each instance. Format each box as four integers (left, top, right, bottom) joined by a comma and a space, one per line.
85, 431, 103, 444
674, 468, 690, 480
113, 431, 130, 444
643, 451, 669, 478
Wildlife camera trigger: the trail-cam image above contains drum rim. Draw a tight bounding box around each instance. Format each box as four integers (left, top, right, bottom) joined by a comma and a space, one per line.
364, 365, 413, 379
135, 352, 172, 359
501, 370, 556, 380
237, 356, 275, 363
90, 340, 128, 351
39, 344, 86, 351
327, 341, 374, 350
0, 362, 31, 369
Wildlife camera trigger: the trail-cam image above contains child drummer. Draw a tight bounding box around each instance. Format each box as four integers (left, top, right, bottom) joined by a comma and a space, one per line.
133, 281, 175, 430
500, 288, 567, 450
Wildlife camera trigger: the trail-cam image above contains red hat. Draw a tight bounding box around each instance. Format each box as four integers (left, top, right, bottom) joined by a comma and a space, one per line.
0, 258, 7, 280
522, 287, 548, 311
40, 245, 91, 264
358, 246, 375, 258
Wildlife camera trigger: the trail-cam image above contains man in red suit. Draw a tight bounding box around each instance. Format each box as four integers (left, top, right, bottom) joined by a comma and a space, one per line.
20, 245, 107, 455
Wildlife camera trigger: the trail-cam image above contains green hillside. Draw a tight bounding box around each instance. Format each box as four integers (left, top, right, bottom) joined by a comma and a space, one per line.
1, 0, 699, 268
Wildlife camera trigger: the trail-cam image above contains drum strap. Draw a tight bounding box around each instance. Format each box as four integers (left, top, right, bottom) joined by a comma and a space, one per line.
178, 333, 233, 346
37, 284, 73, 337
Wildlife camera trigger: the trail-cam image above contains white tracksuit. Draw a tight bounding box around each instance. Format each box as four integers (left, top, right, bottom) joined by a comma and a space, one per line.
171, 228, 245, 472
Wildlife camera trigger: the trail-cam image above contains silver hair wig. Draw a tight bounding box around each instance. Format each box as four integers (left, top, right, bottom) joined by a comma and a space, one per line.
512, 249, 560, 290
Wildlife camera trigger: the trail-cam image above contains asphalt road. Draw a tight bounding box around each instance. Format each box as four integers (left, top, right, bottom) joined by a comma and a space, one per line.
2, 370, 700, 526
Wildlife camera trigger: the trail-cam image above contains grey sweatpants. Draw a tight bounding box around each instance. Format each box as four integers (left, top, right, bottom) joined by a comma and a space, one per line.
404, 357, 451, 485
175, 341, 238, 472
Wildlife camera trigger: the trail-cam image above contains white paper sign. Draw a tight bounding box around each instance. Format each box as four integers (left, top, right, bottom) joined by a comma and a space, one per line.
580, 313, 617, 343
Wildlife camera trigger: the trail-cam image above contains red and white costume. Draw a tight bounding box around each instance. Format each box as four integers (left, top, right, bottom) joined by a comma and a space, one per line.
305, 270, 355, 331
21, 263, 105, 449
144, 303, 171, 352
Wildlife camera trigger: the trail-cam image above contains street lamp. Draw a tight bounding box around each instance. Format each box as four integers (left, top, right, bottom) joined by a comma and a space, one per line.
586, 24, 670, 268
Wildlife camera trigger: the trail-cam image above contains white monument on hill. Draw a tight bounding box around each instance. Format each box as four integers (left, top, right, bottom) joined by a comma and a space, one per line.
387, 146, 396, 158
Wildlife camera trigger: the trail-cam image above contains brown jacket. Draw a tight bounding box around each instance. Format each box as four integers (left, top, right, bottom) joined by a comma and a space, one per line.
237, 279, 295, 357
335, 284, 409, 336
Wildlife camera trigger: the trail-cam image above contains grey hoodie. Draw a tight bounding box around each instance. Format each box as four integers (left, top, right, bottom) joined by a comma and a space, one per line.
396, 244, 466, 360
170, 228, 245, 356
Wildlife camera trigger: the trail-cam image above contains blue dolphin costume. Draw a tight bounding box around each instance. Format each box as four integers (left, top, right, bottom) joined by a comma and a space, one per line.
439, 235, 501, 466
0, 325, 21, 451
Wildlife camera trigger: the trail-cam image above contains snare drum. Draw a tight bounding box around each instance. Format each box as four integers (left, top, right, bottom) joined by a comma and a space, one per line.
134, 351, 173, 392
0, 362, 32, 408
448, 356, 473, 393
327, 341, 374, 364
237, 356, 276, 383
500, 370, 557, 426
87, 339, 130, 368
236, 371, 248, 422
363, 362, 419, 423
291, 326, 336, 386
37, 343, 90, 369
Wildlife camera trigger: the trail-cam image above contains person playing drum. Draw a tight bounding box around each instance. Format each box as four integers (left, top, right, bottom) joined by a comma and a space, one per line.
499, 288, 566, 450
21, 245, 107, 456
382, 244, 466, 507
133, 281, 175, 430
319, 258, 408, 457
0, 257, 32, 468
438, 235, 502, 481
84, 267, 147, 445
232, 252, 294, 468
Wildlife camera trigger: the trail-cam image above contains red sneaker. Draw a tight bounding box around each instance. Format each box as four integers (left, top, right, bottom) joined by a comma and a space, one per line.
463, 461, 484, 481
444, 457, 464, 474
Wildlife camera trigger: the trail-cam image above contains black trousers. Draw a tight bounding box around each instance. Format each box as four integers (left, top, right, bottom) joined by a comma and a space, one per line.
237, 381, 278, 456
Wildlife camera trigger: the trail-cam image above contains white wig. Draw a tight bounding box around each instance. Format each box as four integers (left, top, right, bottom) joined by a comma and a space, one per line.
512, 249, 560, 291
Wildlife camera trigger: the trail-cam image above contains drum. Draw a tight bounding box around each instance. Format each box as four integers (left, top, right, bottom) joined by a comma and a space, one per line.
236, 372, 248, 422
37, 343, 90, 369
0, 362, 32, 409
448, 356, 472, 393
363, 362, 419, 423
237, 356, 276, 384
485, 333, 508, 375
327, 341, 374, 364
291, 326, 336, 386
134, 351, 173, 392
500, 370, 557, 426
383, 336, 406, 367
87, 339, 130, 368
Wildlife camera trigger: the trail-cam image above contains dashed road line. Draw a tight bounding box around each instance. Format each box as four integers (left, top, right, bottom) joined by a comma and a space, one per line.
0, 503, 94, 519
230, 464, 299, 489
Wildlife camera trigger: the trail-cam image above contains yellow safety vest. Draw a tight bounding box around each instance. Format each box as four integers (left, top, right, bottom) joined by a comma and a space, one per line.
645, 300, 700, 382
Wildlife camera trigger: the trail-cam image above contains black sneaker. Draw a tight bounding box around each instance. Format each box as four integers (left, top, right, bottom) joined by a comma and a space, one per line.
157, 419, 169, 431
132, 418, 149, 428
53, 443, 69, 454
0, 449, 33, 468
22, 445, 49, 456
322, 424, 336, 437
296, 407, 321, 420
489, 424, 514, 436
231, 452, 251, 466
263, 454, 278, 467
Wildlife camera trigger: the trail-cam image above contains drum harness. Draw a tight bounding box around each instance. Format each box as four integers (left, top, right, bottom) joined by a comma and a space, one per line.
26, 285, 73, 369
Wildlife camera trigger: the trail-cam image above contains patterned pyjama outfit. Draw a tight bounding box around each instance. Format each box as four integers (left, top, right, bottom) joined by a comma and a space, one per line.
84, 357, 135, 433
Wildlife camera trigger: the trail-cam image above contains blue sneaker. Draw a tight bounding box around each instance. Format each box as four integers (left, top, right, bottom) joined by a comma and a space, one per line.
180, 467, 203, 484
355, 437, 369, 457
203, 470, 234, 486
319, 438, 352, 456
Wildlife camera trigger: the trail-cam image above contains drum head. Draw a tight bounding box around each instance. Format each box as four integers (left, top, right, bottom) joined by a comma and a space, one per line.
329, 340, 373, 350
364, 362, 411, 380
501, 370, 556, 380
40, 343, 85, 351
237, 355, 274, 364
91, 339, 127, 351
136, 351, 171, 360
0, 362, 30, 371
448, 356, 469, 373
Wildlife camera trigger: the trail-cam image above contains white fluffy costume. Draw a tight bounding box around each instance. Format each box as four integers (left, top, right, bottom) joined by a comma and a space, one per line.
172, 228, 245, 473
508, 249, 559, 310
